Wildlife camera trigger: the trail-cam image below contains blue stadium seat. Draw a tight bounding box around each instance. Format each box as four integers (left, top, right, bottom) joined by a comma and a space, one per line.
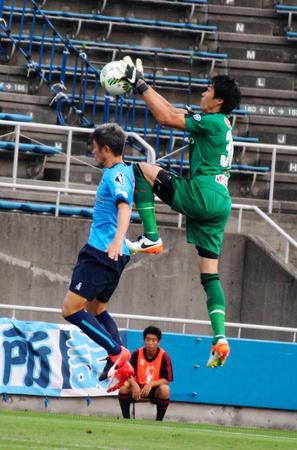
124, 155, 269, 174
231, 164, 269, 173
0, 141, 62, 155
0, 200, 141, 220
0, 113, 33, 122
34, 63, 211, 87
287, 31, 297, 40
124, 126, 258, 143
275, 4, 297, 29
3, 7, 217, 34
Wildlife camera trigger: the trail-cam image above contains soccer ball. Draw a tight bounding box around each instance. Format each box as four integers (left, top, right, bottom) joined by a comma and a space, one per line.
100, 60, 133, 96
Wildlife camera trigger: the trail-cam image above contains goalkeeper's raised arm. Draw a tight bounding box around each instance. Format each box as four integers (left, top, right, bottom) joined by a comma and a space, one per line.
121, 56, 187, 129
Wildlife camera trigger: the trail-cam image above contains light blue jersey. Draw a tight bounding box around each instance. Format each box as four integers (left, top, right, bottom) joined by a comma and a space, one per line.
88, 163, 134, 255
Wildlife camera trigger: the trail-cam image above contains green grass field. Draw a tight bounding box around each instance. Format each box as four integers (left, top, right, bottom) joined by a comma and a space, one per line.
1, 410, 297, 450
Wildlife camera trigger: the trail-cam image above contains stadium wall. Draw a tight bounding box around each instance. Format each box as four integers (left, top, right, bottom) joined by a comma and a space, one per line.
127, 330, 297, 411
0, 212, 296, 339
1, 323, 297, 429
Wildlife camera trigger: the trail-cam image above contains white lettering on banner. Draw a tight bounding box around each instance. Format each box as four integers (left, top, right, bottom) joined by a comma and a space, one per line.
0, 318, 115, 397
216, 174, 229, 189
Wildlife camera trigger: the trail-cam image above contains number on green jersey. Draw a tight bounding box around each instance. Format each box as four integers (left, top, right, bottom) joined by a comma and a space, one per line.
220, 130, 233, 168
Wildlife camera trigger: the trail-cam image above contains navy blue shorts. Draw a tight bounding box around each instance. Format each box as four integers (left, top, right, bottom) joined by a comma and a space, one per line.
69, 243, 130, 302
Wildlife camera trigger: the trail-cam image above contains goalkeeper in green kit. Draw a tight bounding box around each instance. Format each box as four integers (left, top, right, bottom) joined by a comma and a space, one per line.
120, 56, 241, 368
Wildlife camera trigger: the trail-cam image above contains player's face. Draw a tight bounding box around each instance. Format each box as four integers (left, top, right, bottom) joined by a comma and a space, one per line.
200, 85, 223, 113
92, 141, 109, 168
144, 334, 160, 356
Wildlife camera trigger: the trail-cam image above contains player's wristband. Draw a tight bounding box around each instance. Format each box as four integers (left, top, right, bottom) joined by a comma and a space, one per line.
135, 79, 149, 95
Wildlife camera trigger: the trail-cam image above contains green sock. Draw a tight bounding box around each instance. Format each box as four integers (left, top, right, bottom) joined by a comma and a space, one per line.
133, 163, 159, 242
201, 273, 226, 345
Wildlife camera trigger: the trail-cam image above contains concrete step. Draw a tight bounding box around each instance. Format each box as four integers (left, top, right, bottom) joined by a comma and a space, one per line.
208, 0, 275, 7
221, 43, 296, 63
233, 72, 296, 91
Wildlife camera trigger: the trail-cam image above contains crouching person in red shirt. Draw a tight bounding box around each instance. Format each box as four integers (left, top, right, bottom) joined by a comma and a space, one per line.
118, 325, 173, 421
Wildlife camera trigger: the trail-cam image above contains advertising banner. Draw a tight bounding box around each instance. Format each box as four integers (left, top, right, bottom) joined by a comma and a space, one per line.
0, 318, 114, 397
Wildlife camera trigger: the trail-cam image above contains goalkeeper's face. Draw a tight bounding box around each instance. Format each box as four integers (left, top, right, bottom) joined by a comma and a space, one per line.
200, 85, 223, 114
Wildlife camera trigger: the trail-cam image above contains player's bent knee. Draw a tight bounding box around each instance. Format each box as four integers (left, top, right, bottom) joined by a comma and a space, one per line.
155, 384, 170, 399
62, 291, 86, 318
139, 162, 162, 185
118, 382, 132, 394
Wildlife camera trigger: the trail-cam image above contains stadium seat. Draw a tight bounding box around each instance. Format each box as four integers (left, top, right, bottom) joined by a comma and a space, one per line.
0, 199, 141, 221
275, 4, 297, 29
287, 31, 297, 40
0, 141, 62, 155
3, 7, 217, 35
0, 113, 33, 122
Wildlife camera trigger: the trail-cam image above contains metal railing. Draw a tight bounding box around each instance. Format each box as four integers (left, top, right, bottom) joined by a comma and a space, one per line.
231, 204, 297, 264
0, 119, 155, 187
0, 120, 296, 263
230, 141, 297, 215
1, 303, 297, 342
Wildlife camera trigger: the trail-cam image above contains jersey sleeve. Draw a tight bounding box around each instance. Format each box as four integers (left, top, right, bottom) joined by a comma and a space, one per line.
130, 350, 139, 373
185, 113, 215, 135
105, 168, 134, 207
160, 352, 173, 382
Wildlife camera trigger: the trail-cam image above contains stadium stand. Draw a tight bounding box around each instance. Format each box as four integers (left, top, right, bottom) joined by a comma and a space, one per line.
0, 198, 141, 220
0, 0, 296, 206
275, 4, 297, 29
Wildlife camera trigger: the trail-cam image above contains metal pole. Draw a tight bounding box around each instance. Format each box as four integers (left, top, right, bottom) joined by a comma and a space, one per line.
65, 129, 73, 192
55, 191, 61, 217
268, 147, 277, 214
237, 207, 243, 233
12, 124, 21, 189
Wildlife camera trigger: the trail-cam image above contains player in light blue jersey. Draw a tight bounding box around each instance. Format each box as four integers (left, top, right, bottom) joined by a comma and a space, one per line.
88, 163, 133, 256
62, 123, 135, 392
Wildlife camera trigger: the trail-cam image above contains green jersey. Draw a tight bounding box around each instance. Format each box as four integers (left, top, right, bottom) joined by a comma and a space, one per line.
185, 113, 233, 197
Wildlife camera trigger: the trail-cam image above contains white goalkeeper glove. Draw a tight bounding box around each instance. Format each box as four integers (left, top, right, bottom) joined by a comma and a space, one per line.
121, 56, 149, 95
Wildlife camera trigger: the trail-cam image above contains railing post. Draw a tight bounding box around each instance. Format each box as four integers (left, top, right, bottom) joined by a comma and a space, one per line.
12, 123, 21, 189
65, 129, 73, 192
268, 147, 277, 214
178, 214, 183, 228
55, 191, 61, 217
237, 207, 243, 233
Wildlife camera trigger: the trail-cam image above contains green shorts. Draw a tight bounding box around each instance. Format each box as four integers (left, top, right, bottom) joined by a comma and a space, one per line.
172, 176, 231, 256
152, 169, 231, 256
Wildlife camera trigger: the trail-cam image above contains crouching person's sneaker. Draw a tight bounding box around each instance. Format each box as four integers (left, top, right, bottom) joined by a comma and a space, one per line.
126, 235, 163, 254
207, 339, 230, 368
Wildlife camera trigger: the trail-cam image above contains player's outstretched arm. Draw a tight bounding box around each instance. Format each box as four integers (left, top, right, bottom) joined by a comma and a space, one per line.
121, 56, 186, 129
142, 87, 186, 129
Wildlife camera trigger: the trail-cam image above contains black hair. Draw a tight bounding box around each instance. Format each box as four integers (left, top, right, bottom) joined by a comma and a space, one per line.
90, 123, 126, 156
143, 326, 162, 341
212, 75, 241, 115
